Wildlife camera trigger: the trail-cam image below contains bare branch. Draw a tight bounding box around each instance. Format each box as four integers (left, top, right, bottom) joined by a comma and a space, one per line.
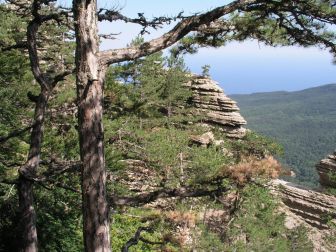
122, 227, 161, 252
109, 185, 228, 207
98, 9, 186, 35
98, 32, 121, 40
27, 1, 51, 90
26, 0, 74, 90
18, 158, 81, 183
0, 125, 33, 144
36, 179, 80, 193
51, 69, 75, 87
99, 0, 336, 65
40, 159, 82, 178
17, 159, 81, 192
0, 41, 28, 52
99, 0, 258, 66
0, 178, 19, 185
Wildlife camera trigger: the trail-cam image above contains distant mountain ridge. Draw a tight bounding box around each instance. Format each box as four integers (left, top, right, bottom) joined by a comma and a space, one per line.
231, 84, 336, 187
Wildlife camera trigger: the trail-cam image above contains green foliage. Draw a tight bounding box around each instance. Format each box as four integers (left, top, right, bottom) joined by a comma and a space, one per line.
0, 6, 35, 184
201, 64, 211, 77
188, 146, 231, 184
0, 5, 26, 49
110, 208, 168, 251
230, 131, 284, 159
105, 43, 191, 119
232, 85, 336, 187
229, 0, 336, 49
35, 185, 82, 252
104, 113, 237, 194
193, 224, 224, 251
0, 188, 19, 251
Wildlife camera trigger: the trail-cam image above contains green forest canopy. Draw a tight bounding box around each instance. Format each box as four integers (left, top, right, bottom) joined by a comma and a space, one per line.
232, 84, 336, 187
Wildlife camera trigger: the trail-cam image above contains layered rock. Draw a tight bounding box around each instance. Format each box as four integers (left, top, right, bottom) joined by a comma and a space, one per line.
271, 179, 336, 251
316, 151, 336, 187
272, 179, 336, 229
185, 75, 247, 138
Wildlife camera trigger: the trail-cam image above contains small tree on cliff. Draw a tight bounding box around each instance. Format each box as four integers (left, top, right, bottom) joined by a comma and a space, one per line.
3, 0, 336, 251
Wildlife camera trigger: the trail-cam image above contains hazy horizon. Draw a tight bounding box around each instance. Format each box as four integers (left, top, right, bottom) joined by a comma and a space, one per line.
229, 82, 336, 96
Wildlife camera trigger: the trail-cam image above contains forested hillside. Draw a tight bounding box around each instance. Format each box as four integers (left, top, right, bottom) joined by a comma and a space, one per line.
232, 84, 336, 187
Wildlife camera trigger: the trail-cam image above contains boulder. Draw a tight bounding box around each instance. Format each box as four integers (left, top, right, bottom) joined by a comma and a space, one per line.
190, 131, 215, 146
316, 151, 336, 187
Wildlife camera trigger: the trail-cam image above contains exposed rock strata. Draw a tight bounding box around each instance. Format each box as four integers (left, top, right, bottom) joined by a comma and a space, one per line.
185, 75, 247, 138
272, 179, 336, 229
316, 151, 336, 187
271, 179, 336, 251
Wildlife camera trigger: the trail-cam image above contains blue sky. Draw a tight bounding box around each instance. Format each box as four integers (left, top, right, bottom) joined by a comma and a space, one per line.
57, 0, 336, 94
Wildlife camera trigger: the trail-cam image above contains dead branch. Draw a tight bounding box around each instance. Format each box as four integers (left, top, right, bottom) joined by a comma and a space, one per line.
122, 227, 162, 252
98, 9, 185, 35
0, 41, 28, 52
0, 125, 33, 144
109, 185, 228, 207
98, 32, 121, 40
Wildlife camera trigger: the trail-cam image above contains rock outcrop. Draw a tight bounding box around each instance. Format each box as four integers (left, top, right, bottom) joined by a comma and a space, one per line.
316, 151, 336, 187
272, 179, 336, 230
185, 75, 247, 138
190, 131, 215, 147
271, 179, 336, 252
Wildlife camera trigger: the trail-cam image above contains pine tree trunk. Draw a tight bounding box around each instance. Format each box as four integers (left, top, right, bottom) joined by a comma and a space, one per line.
18, 90, 49, 252
73, 1, 111, 251
18, 178, 37, 252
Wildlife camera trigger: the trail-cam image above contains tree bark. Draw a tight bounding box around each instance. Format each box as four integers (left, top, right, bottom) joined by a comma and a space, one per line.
18, 90, 49, 252
73, 0, 111, 251
18, 179, 37, 252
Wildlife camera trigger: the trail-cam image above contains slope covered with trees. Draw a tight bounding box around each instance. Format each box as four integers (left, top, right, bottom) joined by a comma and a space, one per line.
232, 84, 336, 187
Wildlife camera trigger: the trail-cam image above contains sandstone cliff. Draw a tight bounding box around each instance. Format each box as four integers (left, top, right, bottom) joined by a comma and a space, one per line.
185, 74, 247, 138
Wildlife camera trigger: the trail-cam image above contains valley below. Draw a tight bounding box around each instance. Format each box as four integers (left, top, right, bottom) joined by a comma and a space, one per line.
232, 84, 336, 187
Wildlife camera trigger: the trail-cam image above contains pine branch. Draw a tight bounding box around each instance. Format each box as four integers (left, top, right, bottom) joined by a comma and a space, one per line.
98, 0, 259, 66
109, 184, 228, 207
121, 227, 162, 252
98, 9, 186, 35
99, 0, 336, 65
0, 41, 28, 52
